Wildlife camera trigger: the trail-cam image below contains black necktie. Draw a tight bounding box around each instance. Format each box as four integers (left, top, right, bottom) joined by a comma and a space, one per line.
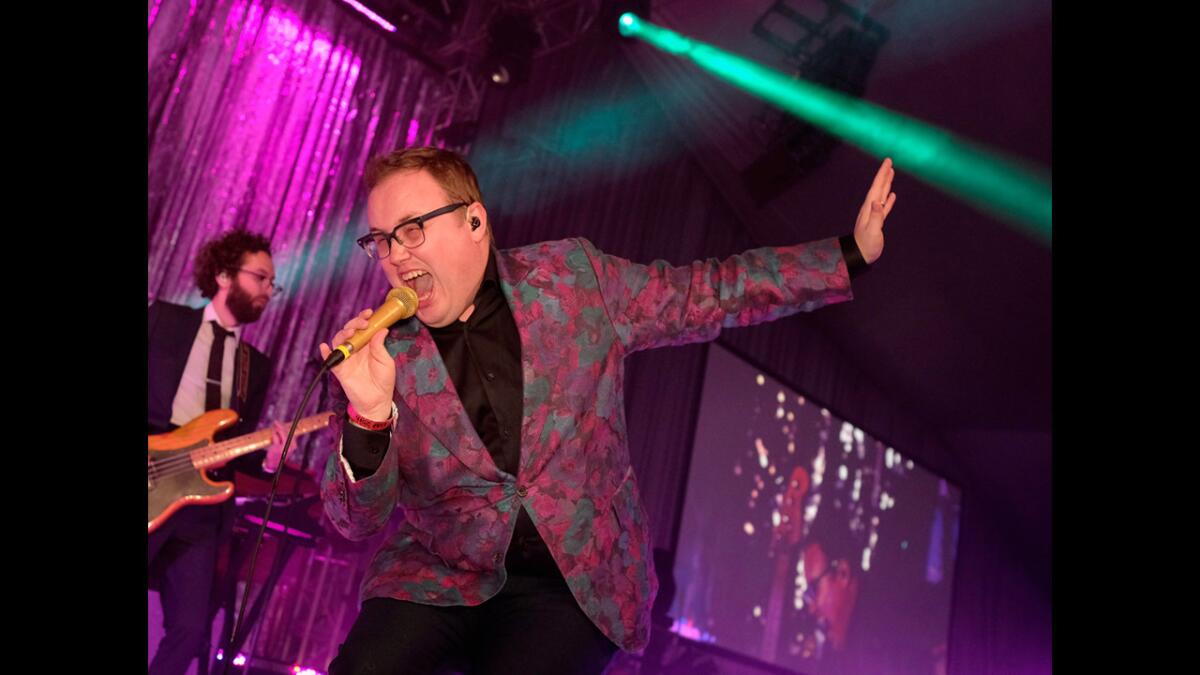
205, 321, 234, 411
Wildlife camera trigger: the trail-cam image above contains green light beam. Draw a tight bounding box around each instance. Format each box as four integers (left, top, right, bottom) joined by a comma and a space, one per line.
618, 12, 1051, 242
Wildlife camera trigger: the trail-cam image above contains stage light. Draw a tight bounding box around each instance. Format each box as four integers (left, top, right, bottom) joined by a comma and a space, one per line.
616, 13, 1051, 241
484, 9, 539, 86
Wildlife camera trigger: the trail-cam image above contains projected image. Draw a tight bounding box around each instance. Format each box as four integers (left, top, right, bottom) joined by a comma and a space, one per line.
669, 345, 960, 675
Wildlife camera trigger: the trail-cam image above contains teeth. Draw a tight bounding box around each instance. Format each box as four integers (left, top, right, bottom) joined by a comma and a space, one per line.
402, 270, 427, 281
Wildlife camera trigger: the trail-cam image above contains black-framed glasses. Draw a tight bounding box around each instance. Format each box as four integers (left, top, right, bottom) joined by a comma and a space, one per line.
237, 268, 283, 294
356, 202, 467, 259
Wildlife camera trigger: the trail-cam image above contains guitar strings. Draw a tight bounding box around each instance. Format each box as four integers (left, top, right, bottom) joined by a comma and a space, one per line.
149, 439, 278, 478
148, 437, 259, 475
148, 419, 329, 480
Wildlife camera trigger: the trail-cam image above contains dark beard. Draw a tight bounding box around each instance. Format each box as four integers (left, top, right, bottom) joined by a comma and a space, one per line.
226, 283, 267, 324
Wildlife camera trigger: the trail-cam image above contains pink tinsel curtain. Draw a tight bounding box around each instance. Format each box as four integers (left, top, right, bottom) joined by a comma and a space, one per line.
149, 0, 443, 469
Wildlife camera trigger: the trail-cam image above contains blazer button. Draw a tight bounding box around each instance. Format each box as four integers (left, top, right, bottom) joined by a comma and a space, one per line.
516, 485, 528, 498
493, 552, 503, 564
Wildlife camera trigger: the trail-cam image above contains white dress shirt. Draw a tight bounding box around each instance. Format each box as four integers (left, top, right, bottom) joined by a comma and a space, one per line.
169, 303, 243, 427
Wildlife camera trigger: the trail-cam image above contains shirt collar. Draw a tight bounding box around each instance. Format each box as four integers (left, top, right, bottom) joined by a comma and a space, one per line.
481, 245, 500, 289
203, 302, 243, 341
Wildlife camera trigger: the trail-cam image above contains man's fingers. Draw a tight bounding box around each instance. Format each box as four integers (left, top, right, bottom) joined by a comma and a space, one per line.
870, 158, 893, 198
330, 309, 376, 346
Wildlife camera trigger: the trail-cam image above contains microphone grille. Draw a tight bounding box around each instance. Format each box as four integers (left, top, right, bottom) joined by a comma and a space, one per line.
386, 286, 420, 317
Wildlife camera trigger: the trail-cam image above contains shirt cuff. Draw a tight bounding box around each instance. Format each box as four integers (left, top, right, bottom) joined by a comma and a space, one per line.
339, 402, 396, 480
838, 234, 870, 279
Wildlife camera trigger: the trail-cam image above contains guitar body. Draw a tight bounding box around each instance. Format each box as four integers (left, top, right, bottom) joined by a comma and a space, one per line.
148, 408, 335, 533
148, 409, 240, 533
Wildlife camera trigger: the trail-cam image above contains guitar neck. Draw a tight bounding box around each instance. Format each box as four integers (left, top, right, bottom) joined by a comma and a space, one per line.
191, 412, 334, 469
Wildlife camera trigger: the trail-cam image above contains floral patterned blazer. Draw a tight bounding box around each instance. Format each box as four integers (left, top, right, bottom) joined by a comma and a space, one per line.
321, 236, 854, 652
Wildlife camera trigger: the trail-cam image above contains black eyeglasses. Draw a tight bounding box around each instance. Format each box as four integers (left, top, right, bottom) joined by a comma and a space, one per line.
237, 268, 283, 294
356, 202, 467, 259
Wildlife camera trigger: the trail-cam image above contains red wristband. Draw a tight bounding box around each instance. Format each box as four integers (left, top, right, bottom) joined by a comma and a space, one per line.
346, 403, 393, 431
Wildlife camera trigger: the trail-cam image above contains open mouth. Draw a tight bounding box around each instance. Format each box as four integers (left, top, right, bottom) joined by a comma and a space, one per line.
401, 270, 434, 301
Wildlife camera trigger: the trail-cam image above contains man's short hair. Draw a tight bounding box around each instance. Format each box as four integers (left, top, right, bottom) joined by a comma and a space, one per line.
193, 229, 273, 299
364, 146, 484, 207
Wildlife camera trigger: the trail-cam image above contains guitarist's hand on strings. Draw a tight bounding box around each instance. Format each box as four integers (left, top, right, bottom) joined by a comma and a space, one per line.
319, 308, 397, 423
262, 421, 287, 473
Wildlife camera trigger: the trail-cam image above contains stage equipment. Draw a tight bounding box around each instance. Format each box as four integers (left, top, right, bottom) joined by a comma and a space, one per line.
618, 12, 1051, 241
335, 1, 603, 154
741, 0, 888, 204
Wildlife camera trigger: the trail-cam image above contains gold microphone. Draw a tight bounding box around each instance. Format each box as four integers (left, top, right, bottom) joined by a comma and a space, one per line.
323, 287, 419, 368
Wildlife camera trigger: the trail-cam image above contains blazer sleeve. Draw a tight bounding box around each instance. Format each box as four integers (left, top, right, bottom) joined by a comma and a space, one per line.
319, 379, 402, 541
577, 237, 855, 354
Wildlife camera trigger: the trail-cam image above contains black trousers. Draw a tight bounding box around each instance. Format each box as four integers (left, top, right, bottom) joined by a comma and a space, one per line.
148, 503, 229, 675
329, 573, 618, 675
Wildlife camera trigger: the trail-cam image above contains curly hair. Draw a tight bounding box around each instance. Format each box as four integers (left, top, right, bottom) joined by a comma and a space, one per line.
364, 146, 484, 205
193, 229, 273, 299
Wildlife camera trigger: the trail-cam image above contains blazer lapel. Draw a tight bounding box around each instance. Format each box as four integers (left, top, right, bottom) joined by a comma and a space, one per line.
496, 248, 556, 479
385, 317, 503, 482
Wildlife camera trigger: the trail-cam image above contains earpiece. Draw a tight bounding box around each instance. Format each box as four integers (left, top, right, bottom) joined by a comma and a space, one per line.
471, 216, 481, 230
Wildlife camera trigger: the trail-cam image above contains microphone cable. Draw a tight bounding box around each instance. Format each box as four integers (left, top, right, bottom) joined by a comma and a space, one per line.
218, 362, 330, 675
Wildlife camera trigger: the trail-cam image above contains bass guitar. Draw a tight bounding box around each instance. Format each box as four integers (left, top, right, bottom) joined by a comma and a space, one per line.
148, 409, 333, 532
